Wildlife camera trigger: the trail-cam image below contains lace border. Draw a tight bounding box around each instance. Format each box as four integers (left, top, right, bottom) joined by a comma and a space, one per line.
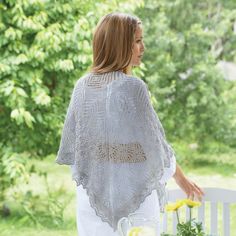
72, 174, 167, 232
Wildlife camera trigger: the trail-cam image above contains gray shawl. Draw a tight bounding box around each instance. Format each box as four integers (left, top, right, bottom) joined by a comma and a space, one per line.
55, 71, 175, 231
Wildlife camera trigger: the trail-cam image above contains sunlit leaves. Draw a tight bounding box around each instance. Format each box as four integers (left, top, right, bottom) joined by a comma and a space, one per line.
2, 149, 29, 185
0, 0, 143, 154
32, 87, 51, 106
0, 63, 11, 75
0, 0, 145, 208
13, 54, 29, 65
54, 59, 74, 72
10, 108, 35, 128
0, 80, 15, 96
136, 0, 236, 145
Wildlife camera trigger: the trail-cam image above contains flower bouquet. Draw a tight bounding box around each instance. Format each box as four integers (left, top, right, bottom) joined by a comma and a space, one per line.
161, 199, 207, 236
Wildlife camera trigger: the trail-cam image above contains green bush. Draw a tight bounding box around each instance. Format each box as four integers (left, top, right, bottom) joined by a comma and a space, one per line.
136, 0, 236, 147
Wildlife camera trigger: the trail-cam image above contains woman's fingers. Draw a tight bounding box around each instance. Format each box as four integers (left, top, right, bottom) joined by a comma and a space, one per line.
187, 192, 194, 200
194, 183, 205, 200
187, 182, 204, 201
173, 164, 204, 201
176, 176, 204, 201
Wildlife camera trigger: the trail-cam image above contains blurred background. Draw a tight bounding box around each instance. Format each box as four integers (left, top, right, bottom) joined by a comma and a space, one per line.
0, 0, 235, 235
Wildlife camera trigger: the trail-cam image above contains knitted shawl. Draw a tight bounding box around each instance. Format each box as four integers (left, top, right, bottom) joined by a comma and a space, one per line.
55, 71, 175, 231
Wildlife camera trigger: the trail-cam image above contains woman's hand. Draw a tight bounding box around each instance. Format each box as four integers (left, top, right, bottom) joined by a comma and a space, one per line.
173, 164, 204, 201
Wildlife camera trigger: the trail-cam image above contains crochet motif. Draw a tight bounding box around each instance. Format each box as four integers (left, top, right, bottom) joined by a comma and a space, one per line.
55, 71, 176, 231
96, 142, 147, 163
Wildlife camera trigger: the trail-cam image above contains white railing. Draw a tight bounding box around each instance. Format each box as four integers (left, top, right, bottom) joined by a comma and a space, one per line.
161, 188, 236, 236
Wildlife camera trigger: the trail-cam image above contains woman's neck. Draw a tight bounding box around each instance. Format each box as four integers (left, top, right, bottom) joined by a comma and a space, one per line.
126, 65, 132, 75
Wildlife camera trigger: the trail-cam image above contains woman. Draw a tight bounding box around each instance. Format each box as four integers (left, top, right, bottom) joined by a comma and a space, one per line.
55, 12, 204, 236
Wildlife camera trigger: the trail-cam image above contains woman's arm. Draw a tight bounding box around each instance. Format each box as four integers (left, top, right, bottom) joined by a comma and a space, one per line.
173, 163, 204, 201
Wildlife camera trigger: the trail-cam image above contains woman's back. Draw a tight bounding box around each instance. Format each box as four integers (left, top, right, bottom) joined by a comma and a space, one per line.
54, 12, 191, 236
56, 70, 176, 231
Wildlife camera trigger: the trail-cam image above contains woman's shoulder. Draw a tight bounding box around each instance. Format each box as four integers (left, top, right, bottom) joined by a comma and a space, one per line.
72, 73, 91, 90
75, 73, 90, 84
125, 74, 146, 87
73, 71, 147, 92
122, 74, 149, 95
108, 71, 147, 90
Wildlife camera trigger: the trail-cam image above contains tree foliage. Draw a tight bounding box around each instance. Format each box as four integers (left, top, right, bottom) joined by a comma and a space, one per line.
0, 0, 142, 205
136, 0, 236, 146
0, 0, 142, 155
0, 0, 236, 214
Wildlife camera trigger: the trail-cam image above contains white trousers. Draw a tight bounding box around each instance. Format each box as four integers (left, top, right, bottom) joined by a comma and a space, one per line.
75, 185, 161, 236
72, 155, 175, 236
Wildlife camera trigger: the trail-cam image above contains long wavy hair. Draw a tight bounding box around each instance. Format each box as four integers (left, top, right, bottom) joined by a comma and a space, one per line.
91, 12, 141, 74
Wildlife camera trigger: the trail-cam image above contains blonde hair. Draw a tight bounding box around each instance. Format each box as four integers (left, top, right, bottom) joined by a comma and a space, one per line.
91, 12, 141, 74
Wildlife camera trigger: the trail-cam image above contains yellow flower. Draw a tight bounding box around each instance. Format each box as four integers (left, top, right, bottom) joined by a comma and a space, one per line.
176, 199, 186, 205
127, 226, 156, 236
127, 227, 142, 236
182, 199, 201, 208
165, 200, 184, 211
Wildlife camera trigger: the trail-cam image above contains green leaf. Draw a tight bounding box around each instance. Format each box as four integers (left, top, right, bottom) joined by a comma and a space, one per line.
55, 59, 74, 71
14, 54, 29, 65
15, 87, 28, 97
33, 90, 51, 106
23, 110, 36, 128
